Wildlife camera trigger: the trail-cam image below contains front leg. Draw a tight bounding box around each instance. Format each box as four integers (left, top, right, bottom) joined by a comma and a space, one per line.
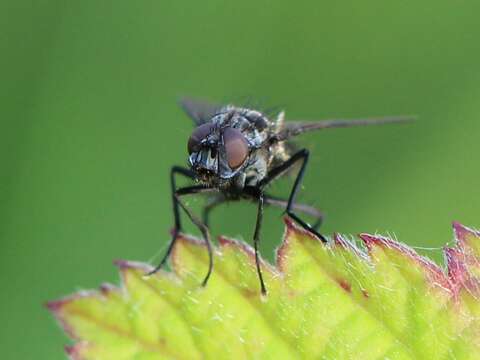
253, 191, 267, 295
242, 186, 268, 294
175, 185, 217, 286
260, 149, 327, 243
149, 183, 217, 286
148, 166, 195, 275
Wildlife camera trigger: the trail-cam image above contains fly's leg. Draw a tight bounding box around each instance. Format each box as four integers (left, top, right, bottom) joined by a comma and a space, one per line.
253, 191, 267, 294
239, 186, 268, 294
260, 149, 327, 243
175, 186, 216, 286
148, 166, 195, 275
264, 194, 324, 230
149, 183, 217, 286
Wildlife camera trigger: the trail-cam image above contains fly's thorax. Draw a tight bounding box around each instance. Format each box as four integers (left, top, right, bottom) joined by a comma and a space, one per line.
244, 148, 269, 187
211, 106, 271, 147
268, 140, 292, 168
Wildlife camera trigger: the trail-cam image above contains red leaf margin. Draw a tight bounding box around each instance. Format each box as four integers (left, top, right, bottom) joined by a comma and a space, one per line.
445, 222, 480, 297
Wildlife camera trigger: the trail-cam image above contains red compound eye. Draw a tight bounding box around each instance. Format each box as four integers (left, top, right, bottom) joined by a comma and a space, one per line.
223, 127, 249, 169
187, 123, 215, 154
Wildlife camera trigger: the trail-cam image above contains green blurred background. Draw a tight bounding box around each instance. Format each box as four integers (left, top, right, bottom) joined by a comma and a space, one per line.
2, 0, 480, 358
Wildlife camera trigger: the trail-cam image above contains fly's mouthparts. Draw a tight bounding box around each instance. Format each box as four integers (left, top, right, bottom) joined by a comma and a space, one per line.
209, 147, 218, 158
195, 166, 215, 177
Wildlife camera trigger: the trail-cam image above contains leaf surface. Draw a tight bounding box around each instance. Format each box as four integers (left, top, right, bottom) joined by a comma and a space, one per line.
48, 220, 480, 359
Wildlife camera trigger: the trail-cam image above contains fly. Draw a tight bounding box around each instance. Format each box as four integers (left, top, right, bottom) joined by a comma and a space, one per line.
148, 97, 413, 294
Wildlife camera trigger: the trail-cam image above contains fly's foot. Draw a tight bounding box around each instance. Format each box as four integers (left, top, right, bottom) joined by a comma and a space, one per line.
146, 227, 180, 276
286, 212, 328, 243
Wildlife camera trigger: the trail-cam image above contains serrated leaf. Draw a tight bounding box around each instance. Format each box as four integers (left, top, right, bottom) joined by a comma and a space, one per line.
48, 220, 480, 359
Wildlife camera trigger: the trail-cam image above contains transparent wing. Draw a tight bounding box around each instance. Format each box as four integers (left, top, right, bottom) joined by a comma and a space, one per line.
275, 116, 415, 141
179, 97, 223, 125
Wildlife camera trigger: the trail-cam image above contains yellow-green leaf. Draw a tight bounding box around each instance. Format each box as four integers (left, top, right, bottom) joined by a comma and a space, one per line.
48, 220, 480, 359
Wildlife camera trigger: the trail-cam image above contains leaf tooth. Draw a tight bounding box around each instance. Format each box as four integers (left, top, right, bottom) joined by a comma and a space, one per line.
113, 259, 153, 272
171, 233, 208, 270
218, 235, 278, 275
45, 290, 98, 340
277, 217, 327, 272
177, 232, 207, 246
452, 222, 480, 299
65, 343, 87, 360
45, 297, 69, 313
445, 247, 467, 282
114, 259, 156, 291
99, 283, 117, 295
114, 259, 182, 294
359, 233, 452, 292
444, 247, 475, 296
333, 233, 369, 261
445, 246, 480, 299
218, 235, 256, 260
45, 298, 74, 337
453, 222, 480, 258
283, 216, 327, 242
453, 221, 480, 243
170, 233, 221, 282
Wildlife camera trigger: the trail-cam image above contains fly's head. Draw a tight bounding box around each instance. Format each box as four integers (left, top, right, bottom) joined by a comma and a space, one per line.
187, 106, 271, 188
